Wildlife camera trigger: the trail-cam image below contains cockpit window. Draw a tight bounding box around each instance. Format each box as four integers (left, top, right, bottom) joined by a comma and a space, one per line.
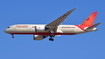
7, 27, 10, 28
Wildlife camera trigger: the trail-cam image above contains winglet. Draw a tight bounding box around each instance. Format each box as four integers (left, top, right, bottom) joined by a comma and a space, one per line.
65, 8, 77, 16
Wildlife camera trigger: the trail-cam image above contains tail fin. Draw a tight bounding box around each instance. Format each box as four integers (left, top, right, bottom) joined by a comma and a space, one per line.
80, 12, 98, 27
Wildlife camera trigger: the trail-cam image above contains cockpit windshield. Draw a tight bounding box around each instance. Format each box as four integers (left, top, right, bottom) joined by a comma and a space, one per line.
7, 27, 10, 28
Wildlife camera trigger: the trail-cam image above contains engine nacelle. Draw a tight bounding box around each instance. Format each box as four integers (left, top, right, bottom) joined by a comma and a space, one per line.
35, 26, 45, 32
33, 35, 44, 40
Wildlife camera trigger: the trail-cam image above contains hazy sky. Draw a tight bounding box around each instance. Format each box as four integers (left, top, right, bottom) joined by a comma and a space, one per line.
0, 0, 105, 59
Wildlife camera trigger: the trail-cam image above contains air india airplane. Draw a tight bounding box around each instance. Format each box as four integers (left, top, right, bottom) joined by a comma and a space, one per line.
4, 8, 100, 41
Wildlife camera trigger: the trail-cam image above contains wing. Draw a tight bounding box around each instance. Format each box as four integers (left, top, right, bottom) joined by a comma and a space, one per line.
46, 8, 76, 26
33, 35, 48, 40
45, 8, 76, 32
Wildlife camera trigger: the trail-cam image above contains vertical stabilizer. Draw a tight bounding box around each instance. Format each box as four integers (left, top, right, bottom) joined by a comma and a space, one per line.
80, 12, 98, 27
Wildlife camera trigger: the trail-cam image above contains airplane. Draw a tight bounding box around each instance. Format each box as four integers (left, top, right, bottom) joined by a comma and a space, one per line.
4, 8, 100, 41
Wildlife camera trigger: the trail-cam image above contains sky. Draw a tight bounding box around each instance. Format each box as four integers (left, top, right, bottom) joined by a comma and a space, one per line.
0, 0, 105, 59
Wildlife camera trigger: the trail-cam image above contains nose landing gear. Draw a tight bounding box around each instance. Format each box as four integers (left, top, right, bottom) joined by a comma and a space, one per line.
11, 34, 14, 38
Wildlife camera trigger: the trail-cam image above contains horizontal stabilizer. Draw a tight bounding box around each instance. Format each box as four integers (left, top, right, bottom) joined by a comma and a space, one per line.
87, 23, 101, 29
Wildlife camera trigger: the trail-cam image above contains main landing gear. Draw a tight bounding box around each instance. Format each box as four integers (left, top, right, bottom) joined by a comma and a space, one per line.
49, 37, 54, 41
49, 34, 55, 41
49, 31, 55, 41
11, 34, 14, 38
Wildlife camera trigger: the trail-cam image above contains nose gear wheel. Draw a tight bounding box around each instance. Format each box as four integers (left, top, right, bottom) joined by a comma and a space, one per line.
11, 34, 14, 38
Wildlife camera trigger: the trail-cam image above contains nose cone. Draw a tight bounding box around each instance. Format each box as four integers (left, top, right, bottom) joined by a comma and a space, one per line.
4, 29, 11, 33
4, 29, 8, 33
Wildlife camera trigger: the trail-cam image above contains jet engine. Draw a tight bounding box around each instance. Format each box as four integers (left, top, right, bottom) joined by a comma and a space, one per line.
33, 35, 44, 40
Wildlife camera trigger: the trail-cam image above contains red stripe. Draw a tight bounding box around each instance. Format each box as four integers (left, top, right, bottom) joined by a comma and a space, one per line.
9, 33, 76, 35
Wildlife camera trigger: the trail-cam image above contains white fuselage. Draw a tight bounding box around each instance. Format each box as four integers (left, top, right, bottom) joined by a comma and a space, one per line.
4, 24, 88, 35
4, 9, 99, 41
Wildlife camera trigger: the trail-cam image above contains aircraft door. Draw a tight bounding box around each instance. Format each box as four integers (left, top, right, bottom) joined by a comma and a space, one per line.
35, 26, 45, 32
28, 26, 36, 32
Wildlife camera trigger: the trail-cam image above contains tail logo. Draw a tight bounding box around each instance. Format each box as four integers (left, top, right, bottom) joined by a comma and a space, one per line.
75, 12, 98, 31
80, 12, 98, 27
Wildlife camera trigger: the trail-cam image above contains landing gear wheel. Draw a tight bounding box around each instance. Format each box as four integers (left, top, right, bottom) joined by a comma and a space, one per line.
12, 36, 14, 38
11, 34, 14, 38
49, 38, 54, 41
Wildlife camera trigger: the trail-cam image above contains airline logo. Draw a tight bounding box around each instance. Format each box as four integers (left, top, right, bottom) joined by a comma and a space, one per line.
16, 25, 29, 28
75, 12, 98, 31
81, 12, 98, 27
